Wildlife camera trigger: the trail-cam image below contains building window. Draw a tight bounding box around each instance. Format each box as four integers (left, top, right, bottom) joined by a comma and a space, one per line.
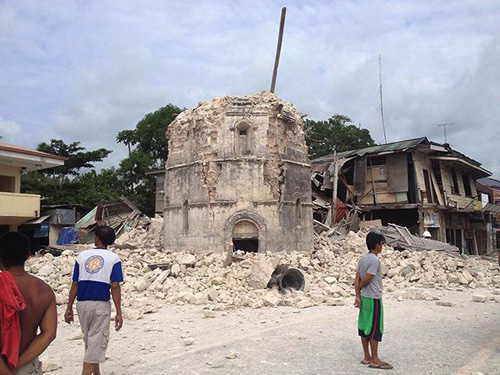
450, 168, 460, 195
182, 200, 189, 232
462, 173, 472, 197
0, 176, 15, 193
422, 169, 434, 203
235, 122, 252, 155
369, 156, 386, 166
431, 159, 443, 193
295, 198, 302, 225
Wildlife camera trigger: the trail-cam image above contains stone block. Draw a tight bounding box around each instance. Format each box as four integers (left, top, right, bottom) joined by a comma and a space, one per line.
296, 300, 314, 309
263, 294, 281, 307
248, 259, 274, 289
472, 294, 487, 303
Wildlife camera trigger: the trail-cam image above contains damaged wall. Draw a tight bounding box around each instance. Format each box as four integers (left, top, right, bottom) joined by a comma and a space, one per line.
163, 92, 313, 253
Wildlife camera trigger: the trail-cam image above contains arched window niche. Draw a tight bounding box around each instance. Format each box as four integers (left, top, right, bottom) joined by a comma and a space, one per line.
235, 121, 254, 156
295, 198, 302, 226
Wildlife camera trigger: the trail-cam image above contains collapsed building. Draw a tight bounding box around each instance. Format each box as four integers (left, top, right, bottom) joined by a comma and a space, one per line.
476, 177, 500, 251
162, 93, 313, 253
311, 137, 494, 255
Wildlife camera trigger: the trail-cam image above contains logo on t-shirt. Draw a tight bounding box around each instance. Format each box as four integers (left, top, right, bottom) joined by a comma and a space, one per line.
85, 255, 105, 274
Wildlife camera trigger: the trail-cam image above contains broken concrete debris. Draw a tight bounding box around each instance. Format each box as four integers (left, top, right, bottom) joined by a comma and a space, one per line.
75, 197, 150, 245
25, 225, 500, 321
372, 224, 459, 253
225, 351, 239, 360
472, 294, 488, 303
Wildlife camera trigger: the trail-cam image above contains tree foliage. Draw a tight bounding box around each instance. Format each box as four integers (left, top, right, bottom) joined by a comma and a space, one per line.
117, 104, 182, 215
21, 104, 181, 215
22, 140, 117, 206
73, 168, 125, 208
37, 139, 112, 176
304, 114, 375, 158
117, 104, 181, 168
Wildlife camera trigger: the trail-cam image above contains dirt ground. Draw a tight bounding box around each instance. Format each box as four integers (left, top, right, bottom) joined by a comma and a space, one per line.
42, 288, 500, 375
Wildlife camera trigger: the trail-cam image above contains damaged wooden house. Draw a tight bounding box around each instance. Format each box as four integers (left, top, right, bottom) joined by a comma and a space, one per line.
311, 137, 493, 255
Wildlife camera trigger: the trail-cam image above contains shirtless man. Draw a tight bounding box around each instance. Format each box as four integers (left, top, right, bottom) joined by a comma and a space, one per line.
0, 232, 57, 375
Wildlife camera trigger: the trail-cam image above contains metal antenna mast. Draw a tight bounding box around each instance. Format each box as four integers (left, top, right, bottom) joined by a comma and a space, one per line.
437, 123, 454, 143
379, 54, 388, 144
270, 7, 286, 93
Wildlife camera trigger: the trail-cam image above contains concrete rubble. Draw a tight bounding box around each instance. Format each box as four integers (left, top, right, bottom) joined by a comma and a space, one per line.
25, 222, 500, 321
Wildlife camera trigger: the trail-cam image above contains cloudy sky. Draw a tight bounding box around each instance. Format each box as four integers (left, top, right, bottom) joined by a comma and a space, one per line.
1, 1, 499, 175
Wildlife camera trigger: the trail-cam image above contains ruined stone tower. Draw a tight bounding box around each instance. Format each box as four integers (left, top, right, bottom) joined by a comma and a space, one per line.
163, 92, 313, 253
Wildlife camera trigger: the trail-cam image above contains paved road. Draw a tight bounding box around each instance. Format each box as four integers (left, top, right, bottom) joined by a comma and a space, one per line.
47, 289, 500, 375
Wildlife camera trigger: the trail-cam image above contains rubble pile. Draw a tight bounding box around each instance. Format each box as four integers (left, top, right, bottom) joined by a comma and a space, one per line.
114, 215, 164, 249
315, 231, 500, 298
25, 230, 500, 321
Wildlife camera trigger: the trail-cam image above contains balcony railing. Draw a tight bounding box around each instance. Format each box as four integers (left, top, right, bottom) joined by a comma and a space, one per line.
0, 192, 40, 219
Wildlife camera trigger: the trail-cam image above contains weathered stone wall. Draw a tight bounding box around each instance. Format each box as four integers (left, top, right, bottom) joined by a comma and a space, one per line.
164, 92, 313, 253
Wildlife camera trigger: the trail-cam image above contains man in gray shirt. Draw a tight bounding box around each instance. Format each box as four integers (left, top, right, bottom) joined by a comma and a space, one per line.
354, 232, 392, 370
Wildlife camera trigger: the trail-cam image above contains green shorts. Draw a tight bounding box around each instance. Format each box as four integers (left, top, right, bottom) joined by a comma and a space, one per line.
358, 296, 384, 342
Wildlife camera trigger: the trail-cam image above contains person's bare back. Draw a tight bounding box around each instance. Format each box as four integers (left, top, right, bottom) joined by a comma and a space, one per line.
0, 232, 57, 375
13, 274, 55, 354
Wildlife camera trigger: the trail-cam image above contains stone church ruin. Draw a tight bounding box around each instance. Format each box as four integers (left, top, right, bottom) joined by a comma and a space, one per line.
163, 92, 313, 253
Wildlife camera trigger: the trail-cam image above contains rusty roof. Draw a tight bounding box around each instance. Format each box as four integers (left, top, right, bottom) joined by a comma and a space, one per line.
311, 137, 429, 164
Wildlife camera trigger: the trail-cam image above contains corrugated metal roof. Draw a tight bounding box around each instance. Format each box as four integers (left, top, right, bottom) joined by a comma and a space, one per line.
483, 203, 500, 213
22, 215, 51, 225
311, 137, 428, 164
478, 177, 500, 189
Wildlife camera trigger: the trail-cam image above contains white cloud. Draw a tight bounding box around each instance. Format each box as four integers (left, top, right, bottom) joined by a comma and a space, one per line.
0, 117, 22, 144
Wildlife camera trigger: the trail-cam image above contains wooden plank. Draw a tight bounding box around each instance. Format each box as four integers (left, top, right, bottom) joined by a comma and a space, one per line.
393, 225, 412, 245
353, 157, 367, 196
386, 153, 409, 193
369, 160, 378, 205
313, 219, 331, 231
430, 169, 444, 205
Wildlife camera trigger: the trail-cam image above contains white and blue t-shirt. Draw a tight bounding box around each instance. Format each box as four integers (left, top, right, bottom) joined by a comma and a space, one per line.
72, 248, 123, 301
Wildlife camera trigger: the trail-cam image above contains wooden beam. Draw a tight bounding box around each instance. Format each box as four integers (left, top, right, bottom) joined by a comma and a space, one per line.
270, 7, 287, 93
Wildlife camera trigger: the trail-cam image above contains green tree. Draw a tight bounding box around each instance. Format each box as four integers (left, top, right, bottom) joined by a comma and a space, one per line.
22, 140, 115, 205
74, 168, 124, 208
37, 139, 112, 176
117, 104, 181, 168
304, 114, 375, 158
116, 129, 136, 156
22, 172, 79, 205
117, 104, 182, 215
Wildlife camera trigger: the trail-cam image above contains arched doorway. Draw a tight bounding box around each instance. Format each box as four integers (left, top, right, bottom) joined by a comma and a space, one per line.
232, 220, 259, 253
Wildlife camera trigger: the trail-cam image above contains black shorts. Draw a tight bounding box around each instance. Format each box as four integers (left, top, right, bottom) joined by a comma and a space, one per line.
358, 297, 383, 342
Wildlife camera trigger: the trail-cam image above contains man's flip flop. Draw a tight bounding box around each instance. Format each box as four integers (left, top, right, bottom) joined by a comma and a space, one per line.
369, 362, 393, 370
360, 360, 371, 365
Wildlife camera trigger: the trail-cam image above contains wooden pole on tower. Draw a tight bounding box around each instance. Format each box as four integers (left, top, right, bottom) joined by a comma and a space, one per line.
270, 7, 287, 93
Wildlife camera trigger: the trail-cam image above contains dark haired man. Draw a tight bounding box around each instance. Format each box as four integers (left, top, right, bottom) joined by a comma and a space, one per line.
0, 232, 57, 375
65, 226, 123, 375
354, 232, 392, 370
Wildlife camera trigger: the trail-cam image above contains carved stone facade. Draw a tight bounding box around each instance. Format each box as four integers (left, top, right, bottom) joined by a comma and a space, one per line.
163, 92, 313, 253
